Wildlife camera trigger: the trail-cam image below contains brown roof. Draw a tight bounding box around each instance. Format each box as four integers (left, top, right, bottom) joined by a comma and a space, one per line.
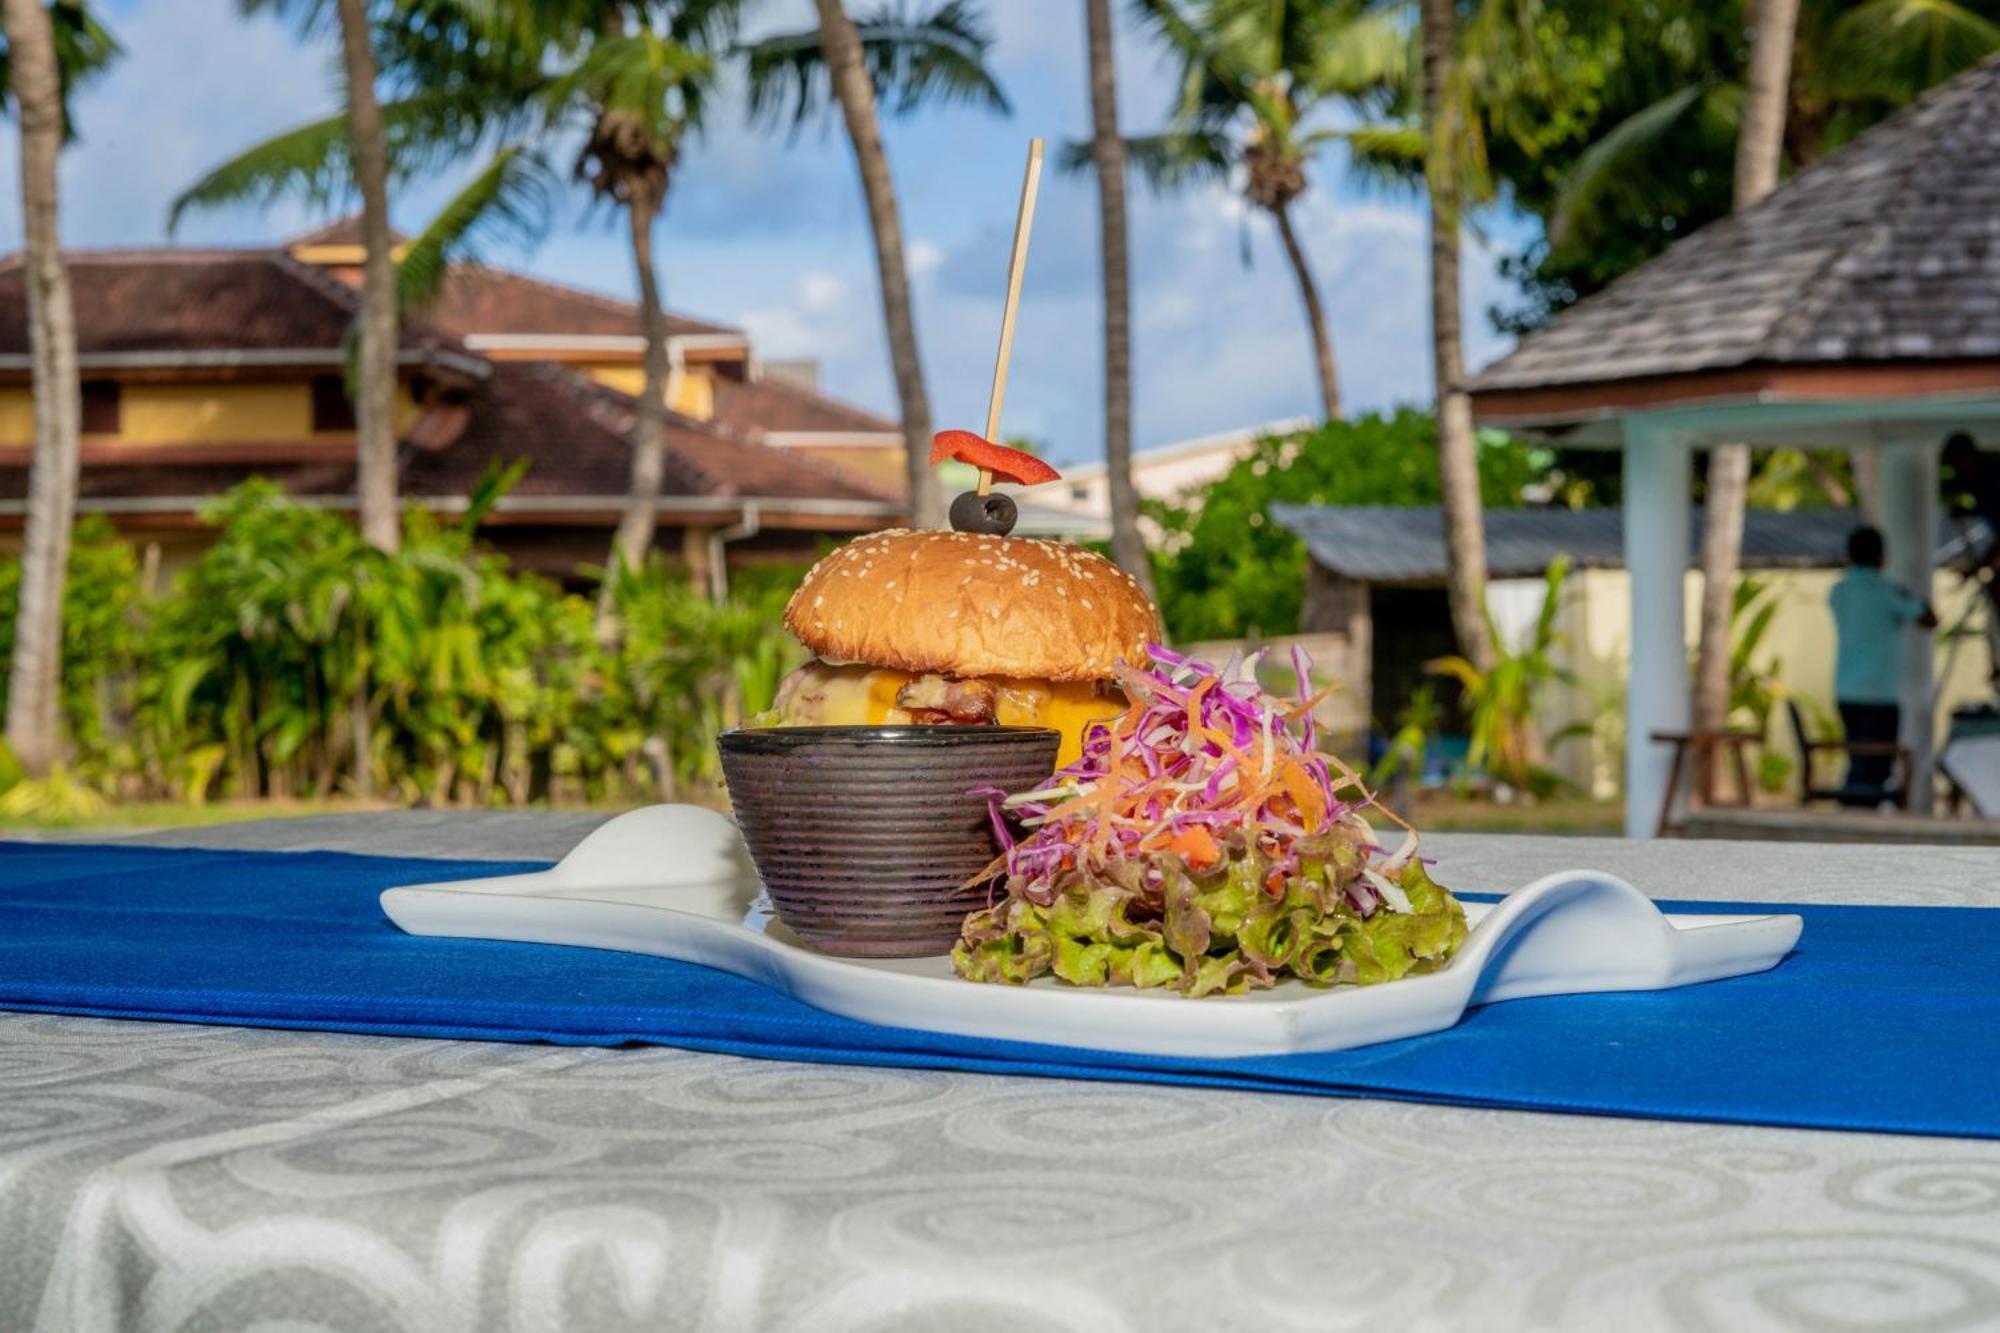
424, 264, 741, 342
409, 363, 894, 504
1471, 54, 2000, 400
0, 363, 899, 513
710, 373, 898, 437
0, 249, 468, 363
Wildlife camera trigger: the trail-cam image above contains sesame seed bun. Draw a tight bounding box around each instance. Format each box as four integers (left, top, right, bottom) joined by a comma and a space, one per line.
783, 528, 1160, 682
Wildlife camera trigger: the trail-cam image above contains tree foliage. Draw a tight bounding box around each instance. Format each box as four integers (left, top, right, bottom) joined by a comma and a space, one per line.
0, 484, 807, 809
1482, 0, 2000, 333
1146, 410, 1548, 642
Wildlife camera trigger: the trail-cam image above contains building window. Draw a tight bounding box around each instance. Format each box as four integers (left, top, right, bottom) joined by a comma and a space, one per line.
1070, 484, 1091, 503
81, 380, 120, 435
311, 376, 357, 432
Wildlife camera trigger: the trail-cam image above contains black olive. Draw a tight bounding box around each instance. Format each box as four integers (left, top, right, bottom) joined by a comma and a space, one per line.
949, 490, 1018, 536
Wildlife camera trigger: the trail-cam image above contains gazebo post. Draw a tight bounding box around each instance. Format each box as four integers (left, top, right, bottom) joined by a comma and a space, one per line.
1878, 441, 1939, 813
1623, 418, 1691, 838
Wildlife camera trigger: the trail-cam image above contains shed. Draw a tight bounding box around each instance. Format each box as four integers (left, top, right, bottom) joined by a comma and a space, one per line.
1271, 505, 1978, 765
1466, 54, 2000, 833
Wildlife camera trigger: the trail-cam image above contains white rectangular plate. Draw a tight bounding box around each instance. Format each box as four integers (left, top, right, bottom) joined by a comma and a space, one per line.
381, 805, 1804, 1059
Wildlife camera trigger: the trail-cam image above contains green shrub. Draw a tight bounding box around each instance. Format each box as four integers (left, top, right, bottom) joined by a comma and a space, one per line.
1146, 410, 1546, 642
0, 480, 806, 808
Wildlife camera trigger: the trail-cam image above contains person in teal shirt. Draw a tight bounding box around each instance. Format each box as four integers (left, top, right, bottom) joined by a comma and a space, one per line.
1828, 526, 1937, 803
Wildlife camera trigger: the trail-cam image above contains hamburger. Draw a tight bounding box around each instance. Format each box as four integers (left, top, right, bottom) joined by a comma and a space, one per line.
764, 527, 1161, 765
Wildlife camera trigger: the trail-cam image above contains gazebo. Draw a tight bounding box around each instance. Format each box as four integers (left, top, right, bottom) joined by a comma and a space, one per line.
1468, 55, 2000, 837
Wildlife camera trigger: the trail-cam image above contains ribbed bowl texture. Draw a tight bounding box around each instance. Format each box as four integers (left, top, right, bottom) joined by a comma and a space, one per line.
718, 725, 1061, 958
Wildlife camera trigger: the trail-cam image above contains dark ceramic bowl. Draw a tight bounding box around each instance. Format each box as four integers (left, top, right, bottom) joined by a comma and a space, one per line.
718, 725, 1061, 958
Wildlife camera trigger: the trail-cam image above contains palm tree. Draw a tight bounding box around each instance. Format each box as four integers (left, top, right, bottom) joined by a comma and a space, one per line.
1690, 0, 1800, 754
1122, 0, 1406, 423
331, 0, 402, 554
743, 0, 1007, 532
171, 1, 539, 558
1083, 0, 1156, 599
1418, 0, 1491, 672
1, 0, 117, 777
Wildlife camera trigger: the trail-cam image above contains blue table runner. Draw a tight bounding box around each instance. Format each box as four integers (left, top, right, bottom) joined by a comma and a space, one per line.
3, 841, 1995, 1139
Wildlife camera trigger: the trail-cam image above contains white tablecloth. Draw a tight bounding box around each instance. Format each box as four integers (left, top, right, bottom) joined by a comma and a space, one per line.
4, 817, 1998, 1332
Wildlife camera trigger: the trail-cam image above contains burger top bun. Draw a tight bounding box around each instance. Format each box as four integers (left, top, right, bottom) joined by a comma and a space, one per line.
783, 528, 1161, 682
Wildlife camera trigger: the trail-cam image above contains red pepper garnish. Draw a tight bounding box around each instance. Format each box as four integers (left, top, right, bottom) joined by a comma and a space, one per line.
929, 429, 1061, 486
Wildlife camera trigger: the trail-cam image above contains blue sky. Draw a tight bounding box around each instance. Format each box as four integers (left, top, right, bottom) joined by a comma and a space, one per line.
3, 0, 1534, 465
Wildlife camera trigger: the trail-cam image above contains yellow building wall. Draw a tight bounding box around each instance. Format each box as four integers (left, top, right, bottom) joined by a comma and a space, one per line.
0, 381, 425, 445
580, 363, 714, 419
0, 389, 31, 445
1549, 567, 1993, 799
789, 444, 906, 491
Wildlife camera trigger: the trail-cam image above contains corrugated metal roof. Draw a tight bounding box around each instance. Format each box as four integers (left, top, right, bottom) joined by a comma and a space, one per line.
1467, 54, 2000, 394
1270, 504, 1981, 583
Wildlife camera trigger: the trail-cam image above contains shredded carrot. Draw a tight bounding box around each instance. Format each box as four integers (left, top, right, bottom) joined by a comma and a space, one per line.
1166, 825, 1221, 870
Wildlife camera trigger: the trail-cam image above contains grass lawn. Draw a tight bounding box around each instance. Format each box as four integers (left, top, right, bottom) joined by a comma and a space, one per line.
1409, 792, 1625, 835
0, 798, 389, 835
5, 791, 1628, 838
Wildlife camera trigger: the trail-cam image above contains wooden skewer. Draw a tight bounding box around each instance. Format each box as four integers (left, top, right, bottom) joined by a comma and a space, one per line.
978, 137, 1045, 497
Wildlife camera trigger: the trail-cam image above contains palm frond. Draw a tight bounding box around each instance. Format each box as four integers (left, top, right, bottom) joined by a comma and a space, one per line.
168, 87, 514, 235
1296, 3, 1412, 103
1334, 121, 1425, 195
395, 143, 556, 313
1547, 81, 1705, 247
168, 111, 355, 235
1122, 129, 1234, 192
1826, 0, 2000, 100
741, 0, 1007, 129
0, 0, 124, 138
545, 29, 715, 138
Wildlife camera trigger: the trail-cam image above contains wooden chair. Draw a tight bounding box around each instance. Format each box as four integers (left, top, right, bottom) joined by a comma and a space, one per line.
1787, 700, 1909, 809
1651, 727, 1762, 837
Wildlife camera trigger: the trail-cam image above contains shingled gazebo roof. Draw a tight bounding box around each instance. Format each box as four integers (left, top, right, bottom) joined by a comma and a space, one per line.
1469, 54, 2000, 439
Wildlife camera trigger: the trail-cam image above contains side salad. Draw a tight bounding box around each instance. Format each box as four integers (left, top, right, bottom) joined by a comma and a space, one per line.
952, 646, 1466, 996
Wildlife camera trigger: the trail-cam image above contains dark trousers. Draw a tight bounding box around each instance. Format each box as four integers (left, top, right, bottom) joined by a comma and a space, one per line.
1838, 701, 1901, 802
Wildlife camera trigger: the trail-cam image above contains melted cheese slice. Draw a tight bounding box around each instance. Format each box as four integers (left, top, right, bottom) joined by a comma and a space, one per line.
770, 662, 1121, 766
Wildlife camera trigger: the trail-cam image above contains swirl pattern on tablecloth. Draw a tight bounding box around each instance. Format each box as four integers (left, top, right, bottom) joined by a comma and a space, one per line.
5, 823, 2000, 1331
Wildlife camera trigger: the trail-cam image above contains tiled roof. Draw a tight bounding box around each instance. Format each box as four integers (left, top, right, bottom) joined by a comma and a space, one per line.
1271, 504, 1980, 583
415, 364, 897, 505
423, 264, 740, 342
1469, 54, 2000, 394
709, 372, 898, 436
0, 249, 465, 360
0, 364, 901, 513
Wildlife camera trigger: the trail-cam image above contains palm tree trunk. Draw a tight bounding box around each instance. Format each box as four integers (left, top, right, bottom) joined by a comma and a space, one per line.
1692, 0, 1800, 744
3, 0, 82, 777
1085, 0, 1155, 600
812, 0, 941, 529
608, 189, 672, 580
1269, 201, 1340, 422
334, 0, 400, 554
1420, 0, 1493, 673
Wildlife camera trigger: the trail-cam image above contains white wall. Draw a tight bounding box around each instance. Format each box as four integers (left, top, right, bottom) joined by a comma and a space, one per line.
1549, 567, 1992, 800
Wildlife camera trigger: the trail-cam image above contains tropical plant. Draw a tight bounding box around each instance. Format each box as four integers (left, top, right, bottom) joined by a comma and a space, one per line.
1115, 0, 1409, 422
1, 0, 118, 778
0, 481, 807, 814
1146, 409, 1547, 641
1426, 554, 1583, 800
1368, 680, 1441, 794
745, 0, 1006, 532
